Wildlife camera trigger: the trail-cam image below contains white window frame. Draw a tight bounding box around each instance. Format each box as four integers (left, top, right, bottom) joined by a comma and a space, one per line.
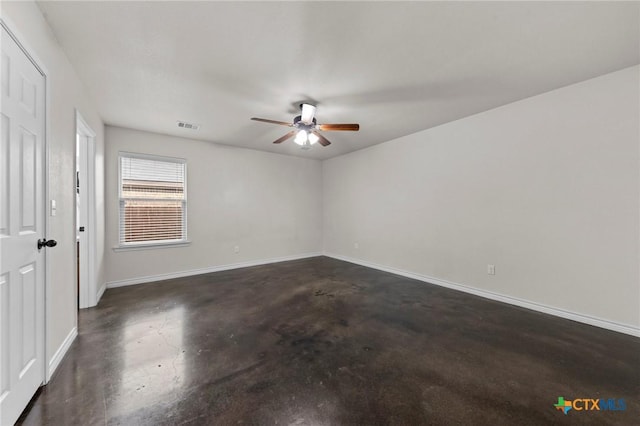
115, 151, 189, 251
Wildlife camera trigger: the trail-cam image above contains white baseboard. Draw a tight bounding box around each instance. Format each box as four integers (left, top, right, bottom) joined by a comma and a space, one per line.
324, 253, 640, 338
106, 252, 323, 289
96, 282, 106, 303
47, 326, 77, 381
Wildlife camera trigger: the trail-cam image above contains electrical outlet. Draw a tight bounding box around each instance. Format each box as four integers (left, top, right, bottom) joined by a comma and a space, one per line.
487, 264, 495, 275
354, 242, 359, 249
234, 245, 240, 254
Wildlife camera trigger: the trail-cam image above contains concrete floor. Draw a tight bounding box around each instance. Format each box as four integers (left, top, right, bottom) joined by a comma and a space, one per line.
18, 257, 639, 425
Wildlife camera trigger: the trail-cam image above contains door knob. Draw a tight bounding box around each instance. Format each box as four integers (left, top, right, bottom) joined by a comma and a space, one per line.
37, 239, 57, 250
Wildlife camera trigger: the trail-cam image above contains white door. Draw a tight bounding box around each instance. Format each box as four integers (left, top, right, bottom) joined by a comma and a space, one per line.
77, 133, 88, 308
0, 24, 47, 425
76, 112, 96, 309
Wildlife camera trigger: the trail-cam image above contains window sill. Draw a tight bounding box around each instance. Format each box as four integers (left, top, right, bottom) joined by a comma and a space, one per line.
113, 240, 191, 252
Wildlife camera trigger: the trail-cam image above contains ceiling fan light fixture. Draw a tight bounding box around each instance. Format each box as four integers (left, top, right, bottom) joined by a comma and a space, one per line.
294, 130, 308, 145
308, 132, 319, 145
251, 104, 358, 148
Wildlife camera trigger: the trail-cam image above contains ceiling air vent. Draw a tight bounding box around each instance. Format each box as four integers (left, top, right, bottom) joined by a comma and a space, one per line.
177, 121, 200, 130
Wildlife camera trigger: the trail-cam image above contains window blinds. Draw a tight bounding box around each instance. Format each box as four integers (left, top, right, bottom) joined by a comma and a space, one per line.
119, 154, 186, 244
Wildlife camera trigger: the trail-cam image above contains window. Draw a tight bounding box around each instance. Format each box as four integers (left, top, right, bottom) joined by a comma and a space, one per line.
118, 153, 187, 247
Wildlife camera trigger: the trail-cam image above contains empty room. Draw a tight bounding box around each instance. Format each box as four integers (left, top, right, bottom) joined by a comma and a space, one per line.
1, 1, 638, 425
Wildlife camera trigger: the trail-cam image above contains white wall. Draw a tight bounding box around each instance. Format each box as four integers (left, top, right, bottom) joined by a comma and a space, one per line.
323, 66, 640, 330
104, 126, 322, 285
1, 1, 105, 364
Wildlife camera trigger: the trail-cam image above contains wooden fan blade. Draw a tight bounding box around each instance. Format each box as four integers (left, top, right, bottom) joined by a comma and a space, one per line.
312, 131, 331, 146
273, 130, 296, 144
251, 117, 293, 127
317, 123, 360, 131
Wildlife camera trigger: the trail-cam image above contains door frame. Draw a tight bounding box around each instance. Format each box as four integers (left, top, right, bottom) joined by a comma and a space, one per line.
75, 110, 97, 308
0, 15, 51, 384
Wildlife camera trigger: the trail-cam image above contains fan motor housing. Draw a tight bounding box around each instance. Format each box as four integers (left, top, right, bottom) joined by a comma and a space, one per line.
293, 115, 317, 131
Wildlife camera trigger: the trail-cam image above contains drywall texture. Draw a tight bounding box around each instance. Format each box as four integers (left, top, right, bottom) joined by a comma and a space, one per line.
104, 126, 322, 284
1, 2, 105, 361
324, 66, 640, 329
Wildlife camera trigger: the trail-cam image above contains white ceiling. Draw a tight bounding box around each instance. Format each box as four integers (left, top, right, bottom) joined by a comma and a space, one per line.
38, 1, 639, 160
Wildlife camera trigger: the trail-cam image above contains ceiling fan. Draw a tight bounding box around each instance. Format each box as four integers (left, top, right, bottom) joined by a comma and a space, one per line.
251, 103, 359, 149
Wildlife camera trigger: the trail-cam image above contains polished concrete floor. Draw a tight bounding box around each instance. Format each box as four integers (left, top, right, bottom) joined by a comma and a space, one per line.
18, 257, 639, 425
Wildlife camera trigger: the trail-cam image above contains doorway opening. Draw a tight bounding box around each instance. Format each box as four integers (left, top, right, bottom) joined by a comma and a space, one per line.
75, 111, 97, 309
